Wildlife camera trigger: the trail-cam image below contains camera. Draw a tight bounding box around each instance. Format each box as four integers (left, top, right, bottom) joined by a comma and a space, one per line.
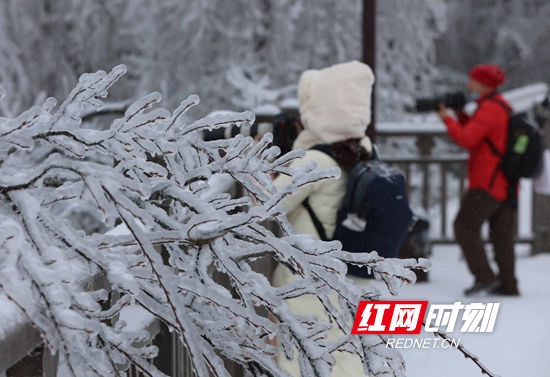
415, 91, 466, 112
203, 121, 272, 141
203, 112, 302, 156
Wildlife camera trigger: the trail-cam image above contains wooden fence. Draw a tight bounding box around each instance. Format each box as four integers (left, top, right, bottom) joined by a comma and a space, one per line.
376, 126, 534, 245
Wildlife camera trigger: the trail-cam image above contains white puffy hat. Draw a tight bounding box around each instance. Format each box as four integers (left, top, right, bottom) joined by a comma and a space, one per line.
294, 60, 375, 150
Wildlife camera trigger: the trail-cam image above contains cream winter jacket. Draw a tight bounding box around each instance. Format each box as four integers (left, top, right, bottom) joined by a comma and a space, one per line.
273, 149, 346, 240
275, 60, 375, 240
272, 138, 373, 241
271, 60, 375, 377
271, 140, 372, 377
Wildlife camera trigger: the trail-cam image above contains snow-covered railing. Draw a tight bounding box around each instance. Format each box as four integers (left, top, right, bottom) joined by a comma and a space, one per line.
0, 270, 161, 376
0, 272, 106, 374
374, 124, 534, 244
0, 297, 43, 373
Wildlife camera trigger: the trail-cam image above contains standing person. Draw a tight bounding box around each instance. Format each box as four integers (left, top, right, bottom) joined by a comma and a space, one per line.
271, 60, 375, 377
272, 61, 375, 244
438, 63, 519, 296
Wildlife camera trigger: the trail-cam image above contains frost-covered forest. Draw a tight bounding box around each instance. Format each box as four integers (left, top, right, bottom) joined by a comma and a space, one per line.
0, 0, 443, 120
2, 0, 547, 121
0, 0, 550, 119
438, 0, 550, 89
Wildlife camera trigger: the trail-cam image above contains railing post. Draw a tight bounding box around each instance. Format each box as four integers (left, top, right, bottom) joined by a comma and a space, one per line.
533, 114, 550, 253
441, 163, 448, 238
363, 0, 376, 142
42, 351, 57, 377
416, 134, 434, 211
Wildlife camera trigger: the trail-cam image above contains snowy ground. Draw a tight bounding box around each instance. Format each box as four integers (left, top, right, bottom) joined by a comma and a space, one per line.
374, 244, 550, 377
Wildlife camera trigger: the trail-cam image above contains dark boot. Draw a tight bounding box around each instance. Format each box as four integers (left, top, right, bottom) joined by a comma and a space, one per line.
464, 281, 499, 297
489, 281, 520, 296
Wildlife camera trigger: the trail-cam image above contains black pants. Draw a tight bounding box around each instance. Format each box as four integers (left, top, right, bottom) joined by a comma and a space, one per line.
453, 189, 518, 290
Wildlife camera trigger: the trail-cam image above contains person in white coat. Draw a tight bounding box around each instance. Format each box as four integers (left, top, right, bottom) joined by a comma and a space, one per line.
271, 60, 375, 377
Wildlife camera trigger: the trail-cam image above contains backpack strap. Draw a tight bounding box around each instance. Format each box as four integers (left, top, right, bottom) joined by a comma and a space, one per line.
303, 141, 377, 241
481, 94, 512, 155
310, 143, 333, 157
310, 143, 380, 160
488, 97, 512, 114
302, 144, 334, 241
302, 198, 328, 241
478, 91, 512, 114
480, 92, 512, 188
484, 137, 502, 157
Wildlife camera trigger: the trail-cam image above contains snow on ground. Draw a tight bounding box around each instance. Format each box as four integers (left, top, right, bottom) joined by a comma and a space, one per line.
373, 245, 550, 377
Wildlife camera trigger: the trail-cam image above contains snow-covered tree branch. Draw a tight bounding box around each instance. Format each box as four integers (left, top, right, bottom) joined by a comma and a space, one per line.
0, 66, 428, 377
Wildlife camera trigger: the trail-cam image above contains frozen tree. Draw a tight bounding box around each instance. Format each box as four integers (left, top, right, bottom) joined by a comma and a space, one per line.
376, 0, 447, 119
216, 0, 449, 119
224, 64, 295, 110
0, 0, 449, 121
0, 66, 430, 377
0, 0, 137, 116
121, 0, 365, 112
217, 0, 448, 118
437, 0, 550, 90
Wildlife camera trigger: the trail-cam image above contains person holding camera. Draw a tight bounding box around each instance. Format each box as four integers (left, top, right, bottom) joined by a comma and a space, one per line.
437, 64, 519, 296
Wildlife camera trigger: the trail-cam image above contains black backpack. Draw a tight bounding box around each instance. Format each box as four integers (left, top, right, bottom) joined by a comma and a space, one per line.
302, 145, 413, 278
485, 97, 544, 187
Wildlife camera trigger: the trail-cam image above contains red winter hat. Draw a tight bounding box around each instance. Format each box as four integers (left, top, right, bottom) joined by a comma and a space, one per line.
469, 64, 506, 88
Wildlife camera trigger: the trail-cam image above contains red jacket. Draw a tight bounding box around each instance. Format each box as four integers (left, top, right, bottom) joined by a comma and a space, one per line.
444, 92, 511, 201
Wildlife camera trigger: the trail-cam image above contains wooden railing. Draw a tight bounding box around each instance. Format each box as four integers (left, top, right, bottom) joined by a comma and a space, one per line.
384, 154, 467, 243
377, 125, 534, 245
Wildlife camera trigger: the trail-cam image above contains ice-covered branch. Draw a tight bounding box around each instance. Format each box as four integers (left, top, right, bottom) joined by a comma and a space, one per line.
0, 66, 427, 377
428, 326, 501, 377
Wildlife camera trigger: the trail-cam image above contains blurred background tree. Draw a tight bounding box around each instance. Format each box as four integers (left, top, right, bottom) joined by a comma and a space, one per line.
0, 0, 547, 120
437, 0, 550, 89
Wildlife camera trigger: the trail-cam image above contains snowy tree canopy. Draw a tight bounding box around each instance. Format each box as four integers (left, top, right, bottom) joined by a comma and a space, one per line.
0, 0, 449, 120
437, 0, 550, 90
0, 66, 429, 377
377, 0, 447, 119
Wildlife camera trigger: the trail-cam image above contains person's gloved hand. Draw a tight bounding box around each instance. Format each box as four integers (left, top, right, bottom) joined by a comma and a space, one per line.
438, 103, 450, 120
